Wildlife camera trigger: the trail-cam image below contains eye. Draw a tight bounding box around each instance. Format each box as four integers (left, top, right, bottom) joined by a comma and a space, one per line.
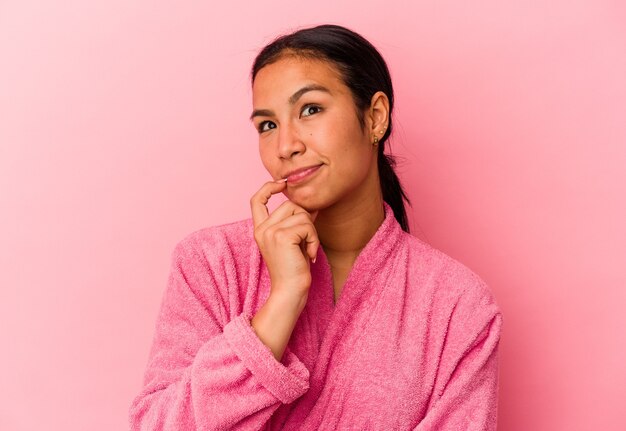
301, 104, 322, 117
257, 121, 276, 133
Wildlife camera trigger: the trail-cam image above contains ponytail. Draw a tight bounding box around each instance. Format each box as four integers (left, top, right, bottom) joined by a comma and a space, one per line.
378, 150, 411, 233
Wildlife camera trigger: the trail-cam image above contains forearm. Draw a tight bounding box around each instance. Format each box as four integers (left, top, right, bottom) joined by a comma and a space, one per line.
251, 292, 308, 361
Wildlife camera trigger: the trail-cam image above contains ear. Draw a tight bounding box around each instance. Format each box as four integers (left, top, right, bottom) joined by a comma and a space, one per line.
366, 91, 390, 138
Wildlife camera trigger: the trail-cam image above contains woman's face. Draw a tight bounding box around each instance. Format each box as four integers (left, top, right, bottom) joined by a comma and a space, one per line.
251, 55, 381, 212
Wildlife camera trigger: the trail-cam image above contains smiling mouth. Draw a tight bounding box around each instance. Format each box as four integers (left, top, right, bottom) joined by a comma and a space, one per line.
285, 165, 323, 185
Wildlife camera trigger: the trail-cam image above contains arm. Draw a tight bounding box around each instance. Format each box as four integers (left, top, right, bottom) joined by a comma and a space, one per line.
128, 238, 310, 431
414, 281, 503, 431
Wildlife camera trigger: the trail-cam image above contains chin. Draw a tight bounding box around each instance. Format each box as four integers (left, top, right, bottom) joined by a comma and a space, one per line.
283, 188, 329, 213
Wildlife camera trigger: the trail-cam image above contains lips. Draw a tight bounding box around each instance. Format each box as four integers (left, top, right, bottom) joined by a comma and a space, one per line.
283, 164, 323, 184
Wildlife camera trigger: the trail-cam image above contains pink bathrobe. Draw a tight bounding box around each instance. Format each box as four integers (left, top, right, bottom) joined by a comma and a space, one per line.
129, 202, 503, 430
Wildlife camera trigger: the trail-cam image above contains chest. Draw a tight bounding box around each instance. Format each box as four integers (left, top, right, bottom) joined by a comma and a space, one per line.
277, 275, 434, 429
331, 270, 348, 304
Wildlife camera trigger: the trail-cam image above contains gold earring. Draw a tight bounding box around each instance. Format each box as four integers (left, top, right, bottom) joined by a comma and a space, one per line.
373, 136, 379, 145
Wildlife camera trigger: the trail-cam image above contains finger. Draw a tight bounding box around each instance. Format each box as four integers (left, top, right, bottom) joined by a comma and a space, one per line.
258, 199, 312, 230
263, 212, 316, 250
274, 223, 320, 261
305, 230, 320, 262
268, 211, 315, 230
250, 179, 287, 227
266, 206, 319, 262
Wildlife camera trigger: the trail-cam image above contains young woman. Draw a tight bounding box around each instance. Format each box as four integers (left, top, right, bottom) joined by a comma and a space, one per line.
129, 24, 502, 430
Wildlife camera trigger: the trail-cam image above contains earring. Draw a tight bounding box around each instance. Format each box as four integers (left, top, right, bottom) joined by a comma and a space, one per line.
373, 136, 379, 145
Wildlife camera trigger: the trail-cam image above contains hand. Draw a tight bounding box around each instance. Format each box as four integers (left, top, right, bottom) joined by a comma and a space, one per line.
250, 179, 320, 304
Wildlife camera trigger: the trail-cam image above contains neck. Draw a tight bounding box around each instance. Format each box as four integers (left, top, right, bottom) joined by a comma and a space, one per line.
314, 193, 385, 266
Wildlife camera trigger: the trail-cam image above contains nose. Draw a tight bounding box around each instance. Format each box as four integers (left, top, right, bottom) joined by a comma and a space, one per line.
277, 121, 305, 160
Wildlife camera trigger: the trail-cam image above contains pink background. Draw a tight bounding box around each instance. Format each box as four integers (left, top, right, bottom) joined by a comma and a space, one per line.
1, 1, 625, 430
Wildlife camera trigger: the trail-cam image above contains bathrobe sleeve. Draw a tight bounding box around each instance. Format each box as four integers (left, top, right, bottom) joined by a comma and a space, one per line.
414, 277, 503, 431
128, 237, 310, 431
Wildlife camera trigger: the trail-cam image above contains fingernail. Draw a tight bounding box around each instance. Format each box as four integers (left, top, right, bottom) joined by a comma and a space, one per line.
275, 178, 287, 183
312, 257, 317, 264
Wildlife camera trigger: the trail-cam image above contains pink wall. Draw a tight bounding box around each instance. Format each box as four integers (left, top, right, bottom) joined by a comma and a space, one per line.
1, 1, 624, 430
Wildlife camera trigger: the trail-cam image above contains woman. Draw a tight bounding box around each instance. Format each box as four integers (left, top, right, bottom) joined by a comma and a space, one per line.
129, 24, 502, 430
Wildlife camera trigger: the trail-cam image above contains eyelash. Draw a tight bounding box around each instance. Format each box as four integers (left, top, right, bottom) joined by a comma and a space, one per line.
257, 104, 323, 133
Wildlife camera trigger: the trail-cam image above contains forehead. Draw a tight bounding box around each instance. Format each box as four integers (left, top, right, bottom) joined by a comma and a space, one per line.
252, 55, 347, 104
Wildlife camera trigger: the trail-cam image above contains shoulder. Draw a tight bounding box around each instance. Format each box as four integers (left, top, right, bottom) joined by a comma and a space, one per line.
175, 217, 254, 251
159, 217, 259, 313
400, 232, 501, 317
168, 217, 257, 273
398, 233, 503, 368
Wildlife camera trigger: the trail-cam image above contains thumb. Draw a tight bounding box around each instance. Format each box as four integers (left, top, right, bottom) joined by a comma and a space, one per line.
308, 210, 320, 262
307, 240, 319, 264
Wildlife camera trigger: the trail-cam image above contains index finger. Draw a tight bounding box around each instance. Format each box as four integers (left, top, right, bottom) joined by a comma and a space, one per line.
250, 179, 287, 227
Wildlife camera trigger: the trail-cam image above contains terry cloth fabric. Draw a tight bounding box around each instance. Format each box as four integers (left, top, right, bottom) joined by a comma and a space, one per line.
129, 201, 503, 430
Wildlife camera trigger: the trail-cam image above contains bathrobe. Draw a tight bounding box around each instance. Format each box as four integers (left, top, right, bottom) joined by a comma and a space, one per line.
129, 202, 503, 430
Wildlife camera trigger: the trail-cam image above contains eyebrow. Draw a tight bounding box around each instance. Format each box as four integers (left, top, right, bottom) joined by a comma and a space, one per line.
249, 84, 331, 121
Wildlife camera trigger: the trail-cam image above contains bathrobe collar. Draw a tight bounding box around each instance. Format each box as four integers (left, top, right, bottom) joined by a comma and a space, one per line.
310, 200, 403, 312
287, 200, 404, 415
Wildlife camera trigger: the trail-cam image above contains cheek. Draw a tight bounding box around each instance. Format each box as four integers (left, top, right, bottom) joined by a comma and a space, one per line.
335, 140, 373, 178
259, 145, 275, 172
